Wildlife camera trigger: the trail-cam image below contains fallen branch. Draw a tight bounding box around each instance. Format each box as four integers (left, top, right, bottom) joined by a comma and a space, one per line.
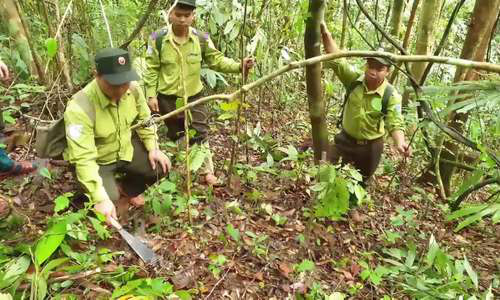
49, 268, 101, 283
132, 51, 500, 131
450, 177, 500, 211
132, 51, 500, 166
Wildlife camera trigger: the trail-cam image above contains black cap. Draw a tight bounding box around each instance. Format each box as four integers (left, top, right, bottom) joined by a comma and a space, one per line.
95, 48, 140, 85
176, 0, 196, 8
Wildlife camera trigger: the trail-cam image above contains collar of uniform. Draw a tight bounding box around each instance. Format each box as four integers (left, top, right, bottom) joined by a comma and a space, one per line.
358, 75, 387, 97
90, 79, 119, 108
165, 25, 198, 43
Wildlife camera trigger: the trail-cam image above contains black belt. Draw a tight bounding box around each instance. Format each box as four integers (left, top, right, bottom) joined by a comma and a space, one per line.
342, 130, 382, 146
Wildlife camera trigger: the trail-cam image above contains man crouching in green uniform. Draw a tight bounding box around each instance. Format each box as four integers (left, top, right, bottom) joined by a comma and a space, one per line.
143, 0, 254, 185
320, 24, 411, 185
64, 48, 171, 224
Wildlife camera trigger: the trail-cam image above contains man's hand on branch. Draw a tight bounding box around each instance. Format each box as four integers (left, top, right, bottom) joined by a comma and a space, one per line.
148, 96, 159, 113
242, 57, 255, 79
320, 22, 335, 54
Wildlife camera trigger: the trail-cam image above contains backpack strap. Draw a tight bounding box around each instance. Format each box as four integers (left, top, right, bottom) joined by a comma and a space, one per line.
381, 84, 394, 116
73, 91, 96, 124
192, 28, 209, 56
337, 80, 362, 128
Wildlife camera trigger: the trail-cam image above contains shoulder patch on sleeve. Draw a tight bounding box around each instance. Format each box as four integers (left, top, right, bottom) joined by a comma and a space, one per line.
395, 104, 402, 114
67, 124, 83, 141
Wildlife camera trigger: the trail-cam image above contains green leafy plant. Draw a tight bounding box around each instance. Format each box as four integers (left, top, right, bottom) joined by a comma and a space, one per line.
208, 254, 227, 279
244, 231, 269, 258
380, 235, 492, 299
312, 166, 348, 219
447, 202, 499, 231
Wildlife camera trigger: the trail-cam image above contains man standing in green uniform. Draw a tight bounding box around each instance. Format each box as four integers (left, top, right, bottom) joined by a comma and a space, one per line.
143, 0, 254, 185
320, 24, 411, 184
64, 48, 171, 224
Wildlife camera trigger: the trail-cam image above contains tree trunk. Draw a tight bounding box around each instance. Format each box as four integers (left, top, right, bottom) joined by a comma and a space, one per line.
389, 0, 420, 83
389, 0, 405, 40
54, 1, 74, 90
440, 0, 500, 195
2, 0, 35, 76
412, 0, 442, 81
304, 0, 329, 162
402, 0, 442, 105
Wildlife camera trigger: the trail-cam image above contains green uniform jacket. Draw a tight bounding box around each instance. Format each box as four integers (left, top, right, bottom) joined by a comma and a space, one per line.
325, 59, 405, 140
143, 26, 241, 99
64, 80, 157, 203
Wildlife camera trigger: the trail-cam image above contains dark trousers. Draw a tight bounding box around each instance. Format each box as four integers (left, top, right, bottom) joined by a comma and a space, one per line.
328, 131, 384, 183
157, 93, 209, 143
79, 137, 167, 202
0, 108, 4, 131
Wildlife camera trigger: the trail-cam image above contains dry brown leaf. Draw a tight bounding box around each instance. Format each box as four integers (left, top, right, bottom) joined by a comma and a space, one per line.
278, 262, 293, 278
254, 272, 264, 281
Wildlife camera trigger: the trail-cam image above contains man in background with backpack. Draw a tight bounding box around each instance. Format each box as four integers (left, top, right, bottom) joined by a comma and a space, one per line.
143, 0, 254, 185
320, 23, 411, 185
64, 48, 171, 224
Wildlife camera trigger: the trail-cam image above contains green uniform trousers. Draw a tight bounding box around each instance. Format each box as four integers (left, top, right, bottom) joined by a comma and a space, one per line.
157, 92, 209, 143
80, 136, 166, 202
328, 130, 384, 184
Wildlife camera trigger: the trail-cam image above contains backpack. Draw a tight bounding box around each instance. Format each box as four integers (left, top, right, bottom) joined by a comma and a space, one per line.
337, 80, 394, 128
35, 91, 96, 159
35, 84, 141, 159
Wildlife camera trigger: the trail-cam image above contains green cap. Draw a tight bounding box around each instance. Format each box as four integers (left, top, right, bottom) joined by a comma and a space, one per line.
176, 0, 196, 8
368, 47, 393, 66
95, 48, 140, 85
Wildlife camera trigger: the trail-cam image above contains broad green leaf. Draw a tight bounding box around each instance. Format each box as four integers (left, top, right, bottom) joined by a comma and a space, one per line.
39, 167, 52, 180
463, 256, 478, 290
36, 276, 48, 300
295, 259, 315, 273
89, 217, 111, 240
226, 223, 240, 242
45, 38, 58, 59
35, 220, 68, 265
492, 208, 500, 224
220, 100, 240, 112
159, 180, 177, 193
189, 145, 210, 172
405, 242, 416, 268
175, 290, 192, 300
54, 194, 71, 213
111, 279, 144, 299
0, 256, 30, 289
326, 292, 346, 300
217, 112, 234, 120
41, 257, 69, 279
426, 235, 439, 266
447, 204, 488, 221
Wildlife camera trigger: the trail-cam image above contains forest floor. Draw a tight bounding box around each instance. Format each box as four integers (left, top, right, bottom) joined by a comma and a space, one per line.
0, 94, 498, 299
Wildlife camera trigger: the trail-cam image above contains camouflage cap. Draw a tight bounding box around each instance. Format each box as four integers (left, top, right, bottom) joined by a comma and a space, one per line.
176, 0, 196, 8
